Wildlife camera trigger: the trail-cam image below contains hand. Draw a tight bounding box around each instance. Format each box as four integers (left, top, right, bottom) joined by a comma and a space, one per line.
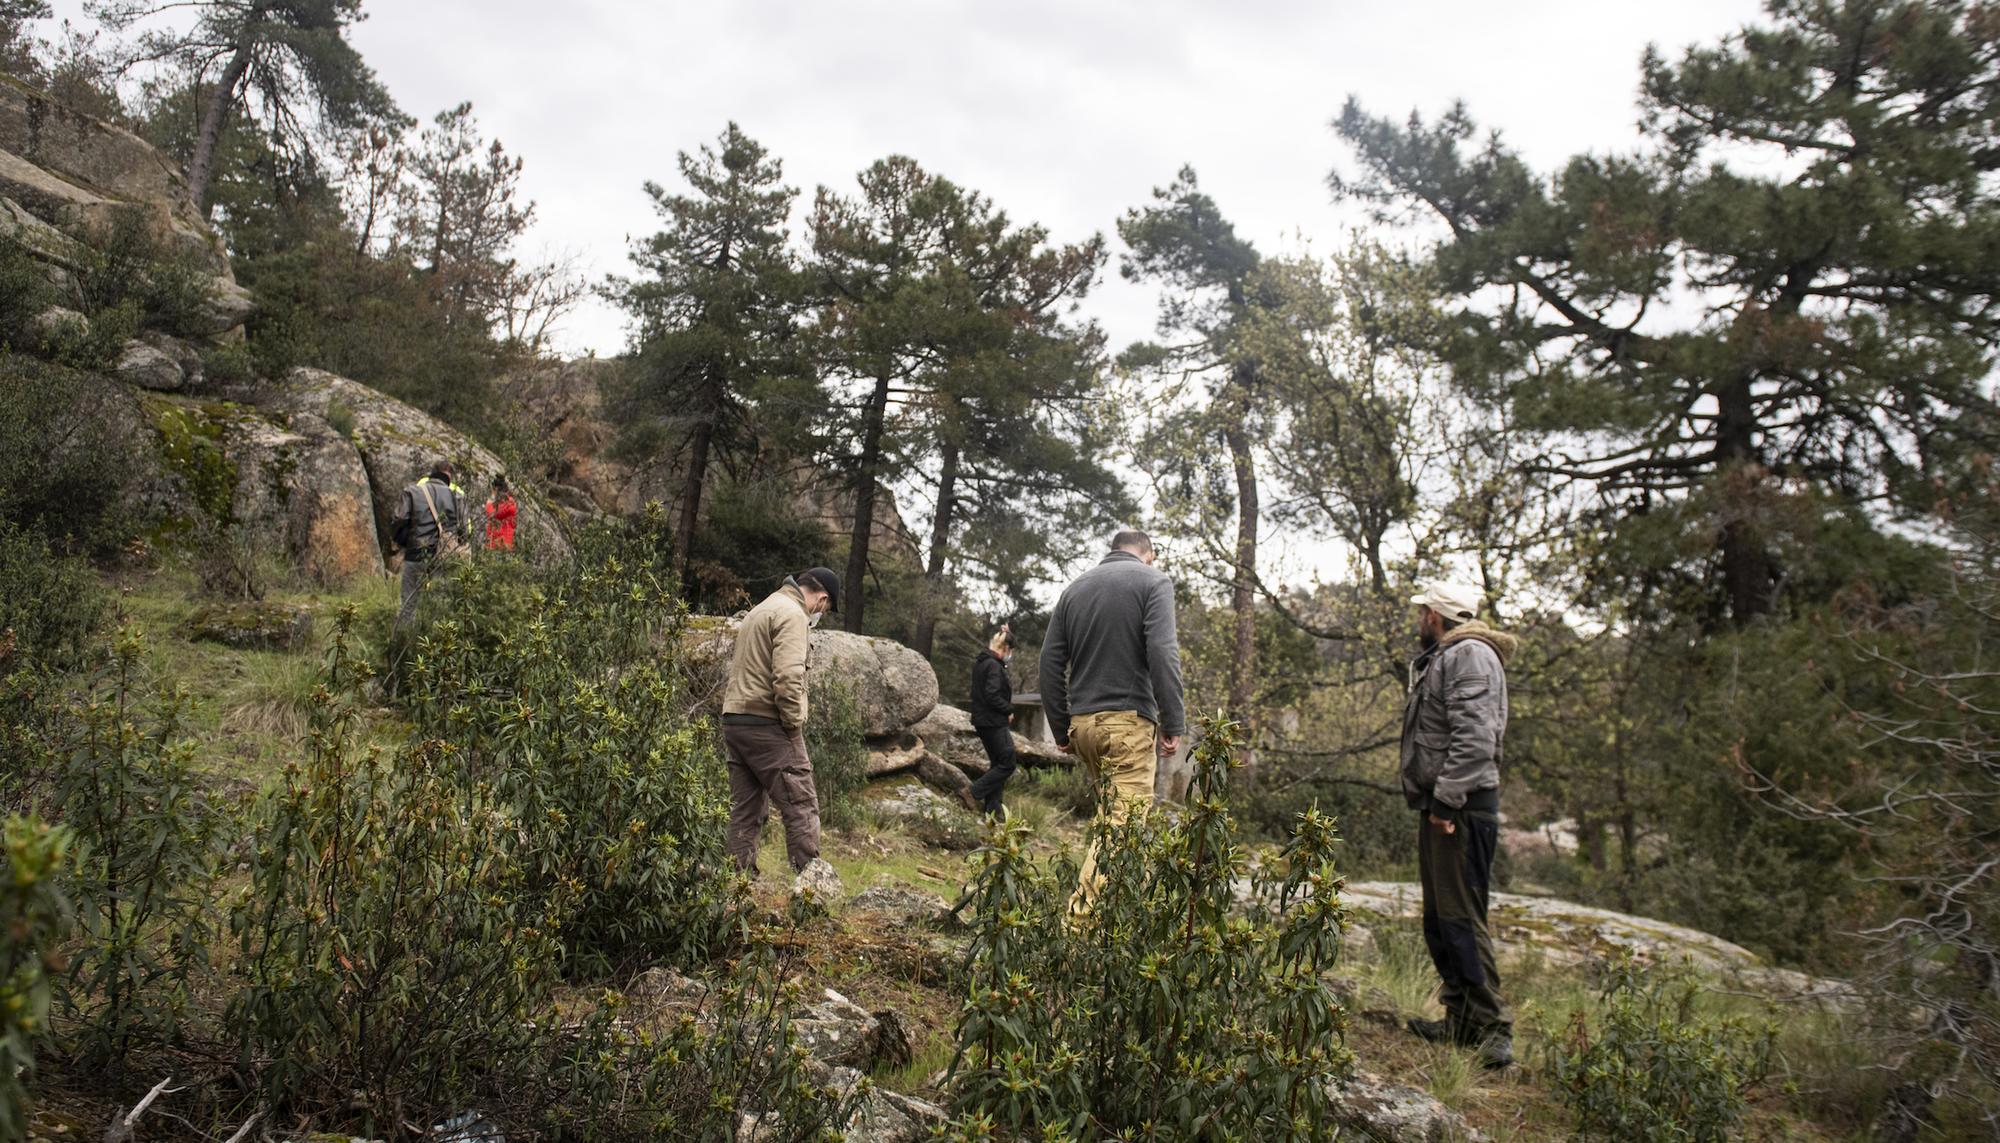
1428, 812, 1457, 835
1158, 735, 1183, 758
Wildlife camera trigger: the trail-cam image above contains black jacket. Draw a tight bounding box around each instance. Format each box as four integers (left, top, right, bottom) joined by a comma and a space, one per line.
969, 648, 1014, 729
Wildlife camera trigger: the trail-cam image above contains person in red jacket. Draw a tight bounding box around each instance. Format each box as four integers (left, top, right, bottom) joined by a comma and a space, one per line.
484, 475, 518, 551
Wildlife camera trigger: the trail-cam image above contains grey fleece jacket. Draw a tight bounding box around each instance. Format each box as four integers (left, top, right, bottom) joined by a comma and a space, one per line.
1039, 550, 1186, 744
1400, 622, 1515, 813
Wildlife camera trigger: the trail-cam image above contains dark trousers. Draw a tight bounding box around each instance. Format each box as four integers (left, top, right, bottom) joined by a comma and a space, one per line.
1418, 805, 1511, 1037
722, 720, 821, 875
967, 723, 1018, 814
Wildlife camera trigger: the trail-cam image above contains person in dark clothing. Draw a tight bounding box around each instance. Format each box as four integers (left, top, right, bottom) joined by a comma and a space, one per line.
966, 625, 1018, 817
1400, 581, 1518, 1070
389, 459, 470, 627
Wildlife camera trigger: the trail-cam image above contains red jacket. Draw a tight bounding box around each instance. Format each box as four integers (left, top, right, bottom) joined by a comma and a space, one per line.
484, 494, 517, 550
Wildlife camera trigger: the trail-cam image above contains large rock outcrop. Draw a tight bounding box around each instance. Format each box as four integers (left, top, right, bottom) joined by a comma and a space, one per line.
911, 703, 1066, 777
141, 393, 382, 583
1337, 881, 1867, 1010
0, 72, 246, 332
682, 618, 940, 740
265, 368, 571, 563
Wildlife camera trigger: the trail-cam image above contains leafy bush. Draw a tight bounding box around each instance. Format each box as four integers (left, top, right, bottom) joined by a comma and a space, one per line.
8, 626, 222, 1061
0, 815, 71, 1141
228, 613, 853, 1137
0, 236, 52, 346
805, 675, 868, 830
945, 718, 1354, 1139
0, 357, 141, 556
399, 520, 740, 974
0, 519, 106, 671
1546, 956, 1776, 1142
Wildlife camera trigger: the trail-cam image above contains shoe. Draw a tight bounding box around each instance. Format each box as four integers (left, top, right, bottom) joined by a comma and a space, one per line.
957, 787, 981, 813
1476, 1032, 1515, 1071
1406, 1016, 1456, 1045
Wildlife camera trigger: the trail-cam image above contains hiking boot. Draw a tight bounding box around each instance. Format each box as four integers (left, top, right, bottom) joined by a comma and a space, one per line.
1406, 1016, 1460, 1045
1476, 1031, 1515, 1070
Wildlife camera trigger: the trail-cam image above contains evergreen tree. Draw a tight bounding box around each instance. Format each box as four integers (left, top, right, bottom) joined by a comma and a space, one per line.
1118, 167, 1267, 743
89, 0, 396, 216
1334, 0, 2000, 625
608, 122, 802, 589
810, 157, 1121, 646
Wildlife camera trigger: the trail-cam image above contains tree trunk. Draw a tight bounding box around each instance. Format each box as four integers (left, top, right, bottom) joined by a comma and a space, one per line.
1714, 373, 1774, 623
1225, 413, 1259, 761
844, 374, 892, 634
912, 436, 959, 660
675, 415, 713, 594
187, 42, 254, 218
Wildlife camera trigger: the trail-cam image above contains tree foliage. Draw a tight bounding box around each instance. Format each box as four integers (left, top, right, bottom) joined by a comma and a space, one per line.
1334, 0, 2000, 625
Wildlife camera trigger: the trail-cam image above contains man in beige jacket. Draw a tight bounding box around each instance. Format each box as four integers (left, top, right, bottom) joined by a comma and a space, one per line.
722, 567, 842, 892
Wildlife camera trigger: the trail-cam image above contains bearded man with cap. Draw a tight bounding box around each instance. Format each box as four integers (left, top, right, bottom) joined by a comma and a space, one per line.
1401, 580, 1518, 1069
721, 567, 844, 897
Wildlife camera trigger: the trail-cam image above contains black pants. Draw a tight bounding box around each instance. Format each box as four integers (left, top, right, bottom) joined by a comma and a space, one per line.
967, 723, 1018, 815
1418, 805, 1511, 1037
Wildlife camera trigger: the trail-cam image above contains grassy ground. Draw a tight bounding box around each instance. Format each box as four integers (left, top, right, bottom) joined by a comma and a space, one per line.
75, 564, 1881, 1141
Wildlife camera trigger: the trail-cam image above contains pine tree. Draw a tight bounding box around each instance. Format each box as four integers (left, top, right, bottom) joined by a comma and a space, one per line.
1119, 167, 1266, 743
89, 0, 396, 216
1334, 0, 2000, 624
608, 123, 802, 589
810, 157, 1121, 646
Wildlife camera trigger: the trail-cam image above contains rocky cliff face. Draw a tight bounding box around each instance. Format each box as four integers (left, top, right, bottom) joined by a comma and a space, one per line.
0, 71, 574, 577
0, 72, 249, 334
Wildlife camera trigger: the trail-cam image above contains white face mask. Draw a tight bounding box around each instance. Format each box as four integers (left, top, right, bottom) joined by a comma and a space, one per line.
807, 607, 824, 629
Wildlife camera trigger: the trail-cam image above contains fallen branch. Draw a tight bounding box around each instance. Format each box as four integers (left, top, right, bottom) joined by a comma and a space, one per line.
104, 1076, 180, 1143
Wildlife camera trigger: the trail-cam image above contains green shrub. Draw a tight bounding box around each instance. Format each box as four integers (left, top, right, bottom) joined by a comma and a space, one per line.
945, 718, 1354, 1139
0, 238, 51, 346
0, 814, 72, 1141
229, 609, 854, 1138
805, 675, 868, 830
0, 357, 140, 555
1546, 956, 1776, 1142
400, 521, 741, 974
0, 518, 106, 671
16, 626, 223, 1061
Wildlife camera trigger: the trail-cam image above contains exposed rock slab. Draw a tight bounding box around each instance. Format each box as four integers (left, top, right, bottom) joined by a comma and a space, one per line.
263, 368, 570, 563
184, 602, 313, 651
1334, 1069, 1487, 1142
146, 394, 382, 582
0, 72, 227, 274
865, 731, 926, 778
912, 703, 1068, 777
1340, 881, 1760, 972
851, 884, 951, 929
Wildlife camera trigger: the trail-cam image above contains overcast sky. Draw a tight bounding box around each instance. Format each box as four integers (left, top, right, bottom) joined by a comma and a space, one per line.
82, 0, 1770, 357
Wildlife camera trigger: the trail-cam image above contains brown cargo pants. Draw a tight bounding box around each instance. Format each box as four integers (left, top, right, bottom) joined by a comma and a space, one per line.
722, 718, 821, 875
1067, 709, 1159, 915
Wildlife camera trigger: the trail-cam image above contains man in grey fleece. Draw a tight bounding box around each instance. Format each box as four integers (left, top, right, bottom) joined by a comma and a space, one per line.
1400, 581, 1517, 1069
1040, 529, 1185, 912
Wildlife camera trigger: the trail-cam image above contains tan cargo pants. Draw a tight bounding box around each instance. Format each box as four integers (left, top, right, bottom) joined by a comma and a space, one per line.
1067, 709, 1158, 915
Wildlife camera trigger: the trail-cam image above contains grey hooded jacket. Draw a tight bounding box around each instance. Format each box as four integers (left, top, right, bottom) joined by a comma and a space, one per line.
1400, 621, 1516, 813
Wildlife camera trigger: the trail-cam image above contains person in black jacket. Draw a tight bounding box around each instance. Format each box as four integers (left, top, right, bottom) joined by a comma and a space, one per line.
966, 625, 1018, 817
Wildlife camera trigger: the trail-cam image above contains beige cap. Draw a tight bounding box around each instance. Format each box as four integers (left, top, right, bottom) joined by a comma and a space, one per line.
1410, 581, 1482, 623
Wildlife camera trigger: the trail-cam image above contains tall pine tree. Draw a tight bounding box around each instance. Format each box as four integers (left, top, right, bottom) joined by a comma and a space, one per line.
609, 123, 801, 589
1335, 0, 2000, 625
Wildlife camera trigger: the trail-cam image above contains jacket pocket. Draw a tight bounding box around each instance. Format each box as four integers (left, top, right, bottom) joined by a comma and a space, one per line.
1412, 730, 1448, 785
